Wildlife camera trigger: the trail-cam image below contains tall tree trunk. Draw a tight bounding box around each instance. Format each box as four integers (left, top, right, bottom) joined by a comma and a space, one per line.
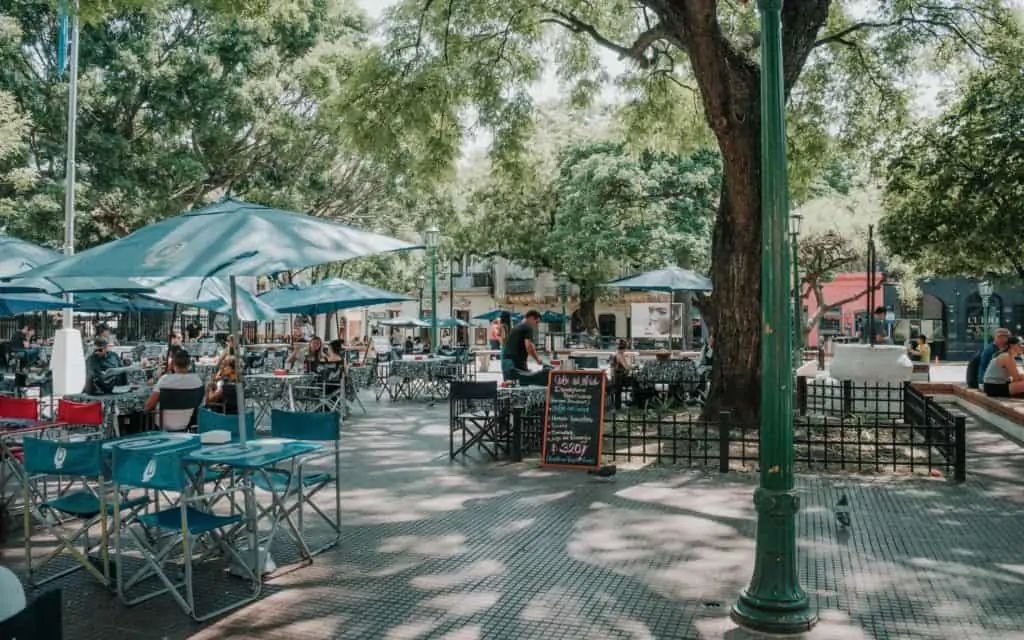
703, 124, 762, 424
572, 295, 598, 332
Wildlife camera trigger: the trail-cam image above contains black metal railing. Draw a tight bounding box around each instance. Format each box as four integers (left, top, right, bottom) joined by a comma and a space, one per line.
600, 410, 963, 480
903, 383, 967, 482
795, 377, 905, 419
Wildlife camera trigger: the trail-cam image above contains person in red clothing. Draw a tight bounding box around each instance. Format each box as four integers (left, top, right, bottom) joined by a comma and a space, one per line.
489, 319, 502, 360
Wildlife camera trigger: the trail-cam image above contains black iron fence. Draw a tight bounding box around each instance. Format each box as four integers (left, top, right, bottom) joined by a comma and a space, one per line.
506, 397, 966, 482
903, 383, 966, 481
795, 377, 906, 419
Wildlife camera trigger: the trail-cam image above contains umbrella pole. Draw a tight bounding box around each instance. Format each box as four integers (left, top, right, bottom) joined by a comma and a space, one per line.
229, 276, 260, 580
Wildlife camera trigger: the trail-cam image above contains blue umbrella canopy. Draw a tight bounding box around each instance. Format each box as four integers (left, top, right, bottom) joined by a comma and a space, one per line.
0, 292, 68, 317
437, 317, 470, 328
606, 266, 712, 293
473, 309, 521, 321
138, 278, 279, 322
540, 311, 568, 323
0, 235, 153, 294
260, 278, 411, 315
21, 196, 420, 280
74, 293, 170, 313
378, 316, 431, 328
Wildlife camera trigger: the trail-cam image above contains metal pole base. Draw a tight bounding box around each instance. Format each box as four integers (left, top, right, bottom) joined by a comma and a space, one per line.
730, 596, 817, 636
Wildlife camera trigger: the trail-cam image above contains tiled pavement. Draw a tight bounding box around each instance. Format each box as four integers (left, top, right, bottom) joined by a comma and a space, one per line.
4, 387, 1024, 639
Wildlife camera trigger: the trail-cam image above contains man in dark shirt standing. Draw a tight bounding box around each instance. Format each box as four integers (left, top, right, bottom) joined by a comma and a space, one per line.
504, 310, 544, 373
7, 325, 39, 367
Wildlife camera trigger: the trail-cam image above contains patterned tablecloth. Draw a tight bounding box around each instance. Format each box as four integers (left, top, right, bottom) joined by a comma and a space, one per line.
498, 385, 547, 413
64, 390, 151, 434
391, 358, 457, 378
348, 365, 374, 390
635, 358, 699, 387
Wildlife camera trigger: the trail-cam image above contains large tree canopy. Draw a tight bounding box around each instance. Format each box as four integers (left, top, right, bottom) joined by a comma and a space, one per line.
337, 0, 1014, 420
449, 139, 719, 328
880, 49, 1024, 281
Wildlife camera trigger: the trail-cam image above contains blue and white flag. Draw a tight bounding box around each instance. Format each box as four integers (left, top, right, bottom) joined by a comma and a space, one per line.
56, 1, 70, 79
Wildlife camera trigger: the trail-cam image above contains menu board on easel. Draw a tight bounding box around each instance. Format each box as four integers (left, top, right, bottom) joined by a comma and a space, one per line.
541, 370, 605, 470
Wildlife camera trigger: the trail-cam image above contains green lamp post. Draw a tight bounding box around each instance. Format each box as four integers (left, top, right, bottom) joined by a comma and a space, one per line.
731, 0, 818, 634
559, 272, 569, 350
790, 211, 803, 363
417, 276, 425, 319
424, 224, 440, 354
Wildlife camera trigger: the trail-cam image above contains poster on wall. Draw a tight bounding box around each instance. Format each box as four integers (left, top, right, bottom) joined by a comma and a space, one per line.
629, 303, 684, 339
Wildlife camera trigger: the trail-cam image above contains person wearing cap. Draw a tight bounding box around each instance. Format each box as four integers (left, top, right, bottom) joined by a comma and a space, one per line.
982, 336, 1024, 397
977, 328, 1011, 387
85, 338, 124, 394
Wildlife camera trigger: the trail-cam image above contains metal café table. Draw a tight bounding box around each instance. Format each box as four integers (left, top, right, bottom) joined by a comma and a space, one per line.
245, 373, 310, 426
183, 439, 324, 575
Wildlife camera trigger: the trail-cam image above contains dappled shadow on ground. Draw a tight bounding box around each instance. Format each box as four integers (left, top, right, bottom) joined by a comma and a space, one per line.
7, 392, 1024, 639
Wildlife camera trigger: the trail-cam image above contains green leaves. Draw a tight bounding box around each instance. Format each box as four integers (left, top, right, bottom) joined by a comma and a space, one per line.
880, 48, 1024, 280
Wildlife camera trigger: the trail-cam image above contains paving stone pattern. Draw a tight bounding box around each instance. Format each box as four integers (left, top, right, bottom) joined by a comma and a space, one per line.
5, 389, 1024, 640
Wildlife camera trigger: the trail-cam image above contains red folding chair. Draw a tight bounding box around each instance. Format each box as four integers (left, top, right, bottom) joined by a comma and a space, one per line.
0, 397, 39, 421
56, 399, 104, 429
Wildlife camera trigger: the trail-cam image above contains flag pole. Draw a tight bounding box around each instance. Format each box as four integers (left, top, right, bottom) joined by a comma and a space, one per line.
61, 0, 79, 324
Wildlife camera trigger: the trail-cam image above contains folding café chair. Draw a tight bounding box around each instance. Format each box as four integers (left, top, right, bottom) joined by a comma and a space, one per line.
110, 444, 259, 620
449, 381, 504, 459
373, 354, 393, 401
55, 399, 105, 437
251, 409, 341, 558
0, 396, 39, 421
156, 387, 205, 432
21, 437, 147, 587
197, 408, 257, 442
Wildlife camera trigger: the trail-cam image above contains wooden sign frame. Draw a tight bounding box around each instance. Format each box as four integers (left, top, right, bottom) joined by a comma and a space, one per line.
540, 369, 606, 470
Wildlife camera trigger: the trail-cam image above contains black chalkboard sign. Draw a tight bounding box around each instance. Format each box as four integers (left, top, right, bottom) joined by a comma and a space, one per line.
541, 369, 605, 470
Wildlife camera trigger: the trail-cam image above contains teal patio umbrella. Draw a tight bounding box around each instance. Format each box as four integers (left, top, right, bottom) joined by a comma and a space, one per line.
139, 278, 279, 322
379, 316, 431, 328
605, 266, 712, 293
437, 317, 470, 328
260, 278, 410, 315
0, 235, 153, 295
540, 311, 568, 324
0, 292, 68, 316
74, 293, 170, 313
22, 196, 418, 445
473, 309, 521, 322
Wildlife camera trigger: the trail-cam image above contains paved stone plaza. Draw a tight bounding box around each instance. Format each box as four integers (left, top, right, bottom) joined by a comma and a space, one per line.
4, 381, 1024, 639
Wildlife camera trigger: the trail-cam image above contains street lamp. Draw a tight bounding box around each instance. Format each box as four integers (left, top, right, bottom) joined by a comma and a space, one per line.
731, 0, 817, 634
424, 224, 440, 354
978, 279, 994, 343
789, 212, 803, 360
558, 272, 569, 350
417, 276, 425, 319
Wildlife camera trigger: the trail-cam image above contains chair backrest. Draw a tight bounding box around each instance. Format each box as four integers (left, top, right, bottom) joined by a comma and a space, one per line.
450, 381, 498, 401
21, 437, 103, 476
0, 587, 63, 639
110, 446, 191, 492
158, 385, 205, 411
219, 381, 239, 414
197, 408, 256, 441
270, 409, 339, 442
56, 399, 104, 426
0, 396, 38, 421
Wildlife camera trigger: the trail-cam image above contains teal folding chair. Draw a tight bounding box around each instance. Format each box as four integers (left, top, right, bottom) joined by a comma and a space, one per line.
252, 410, 341, 559
21, 437, 147, 587
197, 408, 256, 442
110, 445, 259, 620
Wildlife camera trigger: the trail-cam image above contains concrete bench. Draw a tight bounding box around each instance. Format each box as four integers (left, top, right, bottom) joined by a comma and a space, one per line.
912, 382, 1024, 441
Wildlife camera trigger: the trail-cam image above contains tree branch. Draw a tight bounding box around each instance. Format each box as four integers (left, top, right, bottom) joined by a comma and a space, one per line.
540, 9, 669, 68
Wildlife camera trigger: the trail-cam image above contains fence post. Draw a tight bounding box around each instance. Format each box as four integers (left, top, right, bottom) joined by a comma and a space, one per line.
842, 380, 853, 415
718, 411, 730, 473
817, 346, 825, 370
923, 396, 931, 427
796, 376, 808, 416
954, 416, 966, 483
510, 408, 523, 463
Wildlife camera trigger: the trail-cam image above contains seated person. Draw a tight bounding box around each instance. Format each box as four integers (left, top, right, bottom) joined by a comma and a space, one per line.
610, 339, 634, 410
145, 350, 204, 431
287, 335, 324, 373
96, 324, 118, 346
907, 334, 930, 362
205, 356, 239, 414
85, 338, 126, 394
982, 336, 1024, 398
218, 334, 237, 364
7, 325, 40, 368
